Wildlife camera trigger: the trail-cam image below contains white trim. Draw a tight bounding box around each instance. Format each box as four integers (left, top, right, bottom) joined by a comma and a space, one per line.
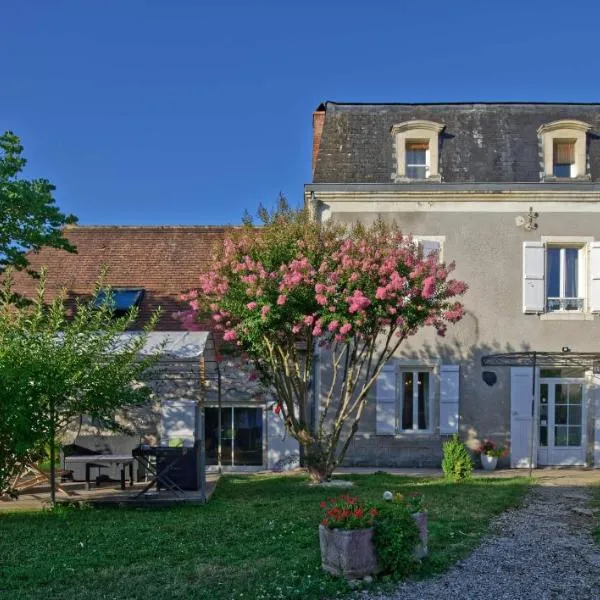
398, 369, 433, 433
312, 200, 600, 214
540, 312, 595, 321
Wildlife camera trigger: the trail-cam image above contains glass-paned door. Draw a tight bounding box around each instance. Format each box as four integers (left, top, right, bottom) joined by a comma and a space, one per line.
538, 378, 585, 465
205, 407, 263, 467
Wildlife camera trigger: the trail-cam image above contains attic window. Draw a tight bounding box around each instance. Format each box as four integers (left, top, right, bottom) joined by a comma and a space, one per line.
537, 120, 591, 181
391, 120, 444, 182
94, 288, 145, 315
553, 140, 575, 178
405, 141, 429, 179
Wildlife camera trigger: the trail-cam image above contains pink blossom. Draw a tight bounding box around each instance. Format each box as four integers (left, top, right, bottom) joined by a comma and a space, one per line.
261, 305, 271, 318
246, 301, 258, 310
328, 320, 339, 332
316, 294, 328, 306
277, 294, 287, 305
303, 315, 314, 326
292, 324, 302, 334
339, 323, 352, 335
312, 325, 323, 336
422, 276, 436, 299
223, 329, 237, 342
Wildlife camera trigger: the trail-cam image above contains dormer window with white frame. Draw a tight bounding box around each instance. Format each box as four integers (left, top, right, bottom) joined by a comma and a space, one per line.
537, 120, 591, 181
391, 120, 444, 182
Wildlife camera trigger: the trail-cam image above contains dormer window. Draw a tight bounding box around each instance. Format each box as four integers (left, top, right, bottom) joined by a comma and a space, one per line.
553, 140, 575, 178
405, 141, 429, 179
391, 120, 444, 182
538, 120, 591, 181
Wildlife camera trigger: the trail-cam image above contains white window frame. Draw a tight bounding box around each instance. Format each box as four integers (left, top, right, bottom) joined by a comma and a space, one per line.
552, 141, 577, 178
398, 369, 433, 433
541, 236, 594, 317
405, 143, 429, 180
413, 235, 445, 261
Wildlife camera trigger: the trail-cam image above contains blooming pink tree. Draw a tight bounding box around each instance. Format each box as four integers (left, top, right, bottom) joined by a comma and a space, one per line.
180, 204, 467, 482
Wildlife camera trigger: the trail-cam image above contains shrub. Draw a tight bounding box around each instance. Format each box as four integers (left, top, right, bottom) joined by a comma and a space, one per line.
442, 434, 473, 482
373, 501, 420, 577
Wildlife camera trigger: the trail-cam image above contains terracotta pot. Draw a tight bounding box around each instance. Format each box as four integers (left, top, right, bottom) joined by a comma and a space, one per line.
319, 525, 380, 578
481, 454, 498, 471
411, 512, 428, 559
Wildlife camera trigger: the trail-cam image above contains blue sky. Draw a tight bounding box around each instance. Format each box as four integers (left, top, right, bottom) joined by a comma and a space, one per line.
1, 0, 599, 225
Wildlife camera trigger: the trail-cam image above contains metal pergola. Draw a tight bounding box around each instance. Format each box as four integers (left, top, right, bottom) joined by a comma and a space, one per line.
481, 351, 600, 476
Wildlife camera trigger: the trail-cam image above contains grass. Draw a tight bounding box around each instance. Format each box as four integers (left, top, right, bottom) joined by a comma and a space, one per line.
592, 485, 600, 544
0, 473, 530, 600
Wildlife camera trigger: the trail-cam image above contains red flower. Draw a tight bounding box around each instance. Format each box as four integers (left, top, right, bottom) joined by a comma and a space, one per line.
319, 501, 326, 509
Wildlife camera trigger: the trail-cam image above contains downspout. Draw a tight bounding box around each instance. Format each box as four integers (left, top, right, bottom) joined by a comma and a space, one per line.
529, 352, 537, 478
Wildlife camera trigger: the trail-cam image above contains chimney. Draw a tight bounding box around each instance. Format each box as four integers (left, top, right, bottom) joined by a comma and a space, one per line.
312, 103, 326, 178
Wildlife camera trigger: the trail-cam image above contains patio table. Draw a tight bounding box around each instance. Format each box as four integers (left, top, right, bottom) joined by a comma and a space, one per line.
64, 454, 134, 490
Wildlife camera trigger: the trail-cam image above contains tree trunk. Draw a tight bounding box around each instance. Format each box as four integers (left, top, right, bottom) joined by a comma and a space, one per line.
304, 444, 332, 483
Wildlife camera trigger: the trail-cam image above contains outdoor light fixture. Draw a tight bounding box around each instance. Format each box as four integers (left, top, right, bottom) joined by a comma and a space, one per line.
562, 346, 571, 353
482, 371, 497, 387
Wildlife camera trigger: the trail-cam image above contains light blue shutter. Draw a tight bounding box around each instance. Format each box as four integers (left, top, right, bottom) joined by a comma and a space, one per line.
523, 242, 545, 313
439, 365, 460, 434
589, 242, 600, 312
376, 364, 397, 435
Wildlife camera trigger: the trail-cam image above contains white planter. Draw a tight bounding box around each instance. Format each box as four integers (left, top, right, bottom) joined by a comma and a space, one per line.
481, 454, 498, 471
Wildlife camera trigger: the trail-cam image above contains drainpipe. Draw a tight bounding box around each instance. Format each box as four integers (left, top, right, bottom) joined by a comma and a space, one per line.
529, 352, 537, 478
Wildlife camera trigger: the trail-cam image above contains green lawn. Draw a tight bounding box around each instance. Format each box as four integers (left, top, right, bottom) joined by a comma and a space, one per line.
0, 473, 530, 600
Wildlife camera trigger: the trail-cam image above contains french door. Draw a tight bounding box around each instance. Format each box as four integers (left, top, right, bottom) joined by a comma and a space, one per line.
538, 378, 586, 465
205, 407, 264, 468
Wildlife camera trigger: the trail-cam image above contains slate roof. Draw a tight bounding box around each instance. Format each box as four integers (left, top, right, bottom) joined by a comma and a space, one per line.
10, 226, 228, 330
312, 102, 600, 184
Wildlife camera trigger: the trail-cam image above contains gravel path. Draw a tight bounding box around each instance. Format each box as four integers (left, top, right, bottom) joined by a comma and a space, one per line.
366, 485, 600, 600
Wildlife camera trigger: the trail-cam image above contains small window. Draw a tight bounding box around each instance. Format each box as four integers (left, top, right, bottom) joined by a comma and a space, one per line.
405, 141, 428, 180
546, 246, 583, 311
400, 371, 429, 431
94, 288, 145, 315
420, 239, 441, 259
553, 140, 575, 178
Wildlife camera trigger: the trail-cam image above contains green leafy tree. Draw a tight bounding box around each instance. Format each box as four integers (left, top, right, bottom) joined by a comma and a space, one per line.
0, 269, 159, 499
0, 131, 77, 271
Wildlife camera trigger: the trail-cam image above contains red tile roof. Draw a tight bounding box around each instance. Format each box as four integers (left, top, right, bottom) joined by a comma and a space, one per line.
10, 226, 229, 329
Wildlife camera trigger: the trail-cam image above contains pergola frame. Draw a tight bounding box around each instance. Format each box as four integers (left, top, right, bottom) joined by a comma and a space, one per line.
481, 351, 600, 476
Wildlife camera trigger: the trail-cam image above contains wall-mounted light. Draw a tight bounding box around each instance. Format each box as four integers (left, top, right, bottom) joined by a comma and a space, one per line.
562, 346, 571, 353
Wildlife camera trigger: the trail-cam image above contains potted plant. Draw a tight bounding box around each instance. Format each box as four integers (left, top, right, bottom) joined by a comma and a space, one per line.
385, 491, 428, 559
319, 495, 379, 578
476, 438, 507, 471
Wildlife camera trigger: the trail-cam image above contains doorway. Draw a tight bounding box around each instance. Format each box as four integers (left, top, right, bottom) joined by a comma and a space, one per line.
538, 370, 586, 466
205, 406, 264, 469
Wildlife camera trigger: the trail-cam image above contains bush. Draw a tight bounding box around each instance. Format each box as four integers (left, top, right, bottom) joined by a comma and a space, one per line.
442, 434, 473, 482
373, 502, 420, 577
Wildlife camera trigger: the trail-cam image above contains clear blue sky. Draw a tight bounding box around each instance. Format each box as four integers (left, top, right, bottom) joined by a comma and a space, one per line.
1, 0, 598, 225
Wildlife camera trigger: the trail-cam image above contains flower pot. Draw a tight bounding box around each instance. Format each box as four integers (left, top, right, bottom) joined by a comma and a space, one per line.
319, 525, 380, 578
481, 454, 498, 471
411, 512, 428, 559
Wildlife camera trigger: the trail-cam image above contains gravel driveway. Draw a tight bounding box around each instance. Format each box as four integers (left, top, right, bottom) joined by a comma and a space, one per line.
366, 484, 600, 600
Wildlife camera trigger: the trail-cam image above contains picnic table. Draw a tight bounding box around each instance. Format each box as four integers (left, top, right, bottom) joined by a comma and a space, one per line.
64, 454, 135, 490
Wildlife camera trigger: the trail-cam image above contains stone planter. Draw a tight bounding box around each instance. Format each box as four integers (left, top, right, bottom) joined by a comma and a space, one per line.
319, 525, 380, 578
411, 512, 428, 559
481, 454, 498, 471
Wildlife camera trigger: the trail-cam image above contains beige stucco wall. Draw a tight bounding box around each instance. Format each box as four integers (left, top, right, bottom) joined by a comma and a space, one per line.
318, 201, 600, 467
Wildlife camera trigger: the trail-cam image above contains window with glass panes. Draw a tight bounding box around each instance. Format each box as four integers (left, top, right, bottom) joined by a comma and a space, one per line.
405, 141, 428, 179
553, 140, 575, 178
400, 371, 430, 431
546, 246, 584, 311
